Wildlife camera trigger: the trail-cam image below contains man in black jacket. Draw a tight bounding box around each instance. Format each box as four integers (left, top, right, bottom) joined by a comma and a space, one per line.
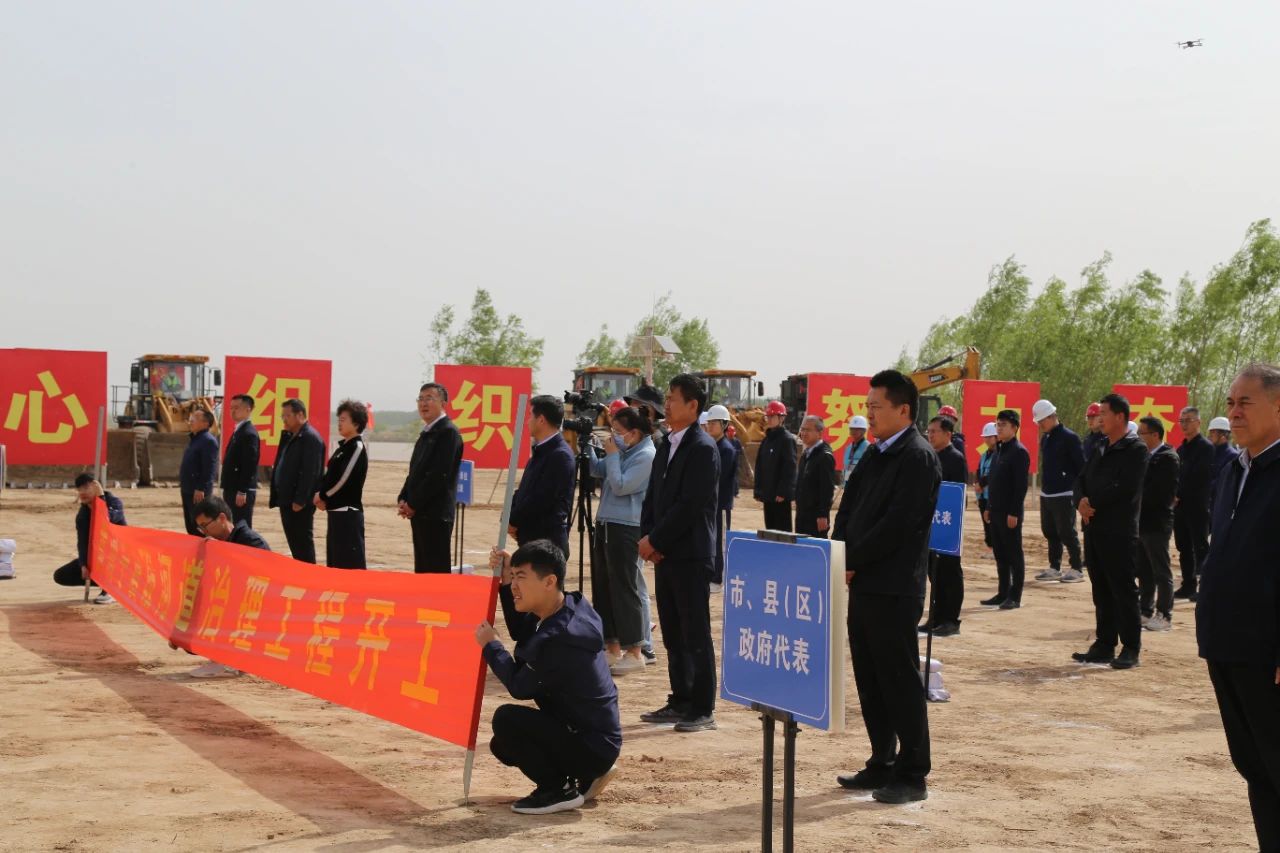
188, 495, 270, 678
794, 415, 837, 538
179, 410, 219, 536
638, 374, 720, 733
480, 540, 622, 815
754, 400, 796, 532
1196, 363, 1280, 852
220, 394, 260, 527
983, 410, 1030, 610
397, 383, 464, 572
53, 473, 127, 605
1033, 399, 1085, 582
833, 369, 940, 805
1073, 393, 1149, 669
317, 400, 370, 569
1135, 416, 1179, 630
508, 395, 576, 559
1174, 406, 1214, 601
921, 415, 967, 636
268, 398, 325, 563
1082, 402, 1107, 462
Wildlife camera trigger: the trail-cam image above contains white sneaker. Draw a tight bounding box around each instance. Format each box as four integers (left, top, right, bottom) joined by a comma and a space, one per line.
1145, 614, 1172, 632
1059, 569, 1085, 583
1035, 568, 1062, 581
91, 591, 114, 605
189, 662, 242, 679
582, 765, 618, 801
610, 655, 645, 677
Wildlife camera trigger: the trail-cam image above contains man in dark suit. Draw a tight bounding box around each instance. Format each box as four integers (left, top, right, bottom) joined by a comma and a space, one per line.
699, 404, 737, 586
220, 394, 260, 527
1174, 406, 1214, 601
832, 369, 941, 805
397, 383, 464, 573
179, 409, 219, 537
268, 398, 325, 563
921, 415, 968, 636
1135, 416, 1179, 631
509, 396, 576, 560
982, 410, 1030, 610
794, 415, 836, 538
754, 400, 796, 531
638, 374, 720, 733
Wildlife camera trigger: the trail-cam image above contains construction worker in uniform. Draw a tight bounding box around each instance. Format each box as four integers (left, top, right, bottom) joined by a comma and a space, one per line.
754, 400, 796, 532
843, 414, 871, 486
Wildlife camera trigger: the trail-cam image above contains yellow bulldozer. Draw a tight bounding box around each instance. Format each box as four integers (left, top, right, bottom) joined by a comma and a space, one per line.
115, 354, 223, 433
694, 369, 770, 442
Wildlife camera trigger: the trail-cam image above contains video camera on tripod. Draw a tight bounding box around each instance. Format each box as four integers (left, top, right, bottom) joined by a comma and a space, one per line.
562, 389, 607, 443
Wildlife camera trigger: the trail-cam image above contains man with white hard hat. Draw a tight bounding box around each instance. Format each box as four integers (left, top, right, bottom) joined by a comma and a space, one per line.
975, 422, 998, 553
1206, 416, 1240, 513
700, 404, 738, 585
1032, 399, 1085, 583
843, 415, 871, 486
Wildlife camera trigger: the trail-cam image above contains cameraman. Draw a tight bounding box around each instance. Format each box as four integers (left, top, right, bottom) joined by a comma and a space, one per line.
510, 395, 577, 559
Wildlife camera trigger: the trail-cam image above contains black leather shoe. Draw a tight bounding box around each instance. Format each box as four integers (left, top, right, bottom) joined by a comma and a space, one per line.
640, 704, 686, 723
871, 781, 928, 804
998, 599, 1021, 610
932, 622, 961, 637
1071, 646, 1115, 664
1111, 647, 1141, 670
837, 767, 893, 790
1173, 587, 1195, 600
980, 594, 1006, 606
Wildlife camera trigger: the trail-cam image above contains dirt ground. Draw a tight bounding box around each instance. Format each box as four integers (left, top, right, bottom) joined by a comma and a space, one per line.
0, 461, 1257, 852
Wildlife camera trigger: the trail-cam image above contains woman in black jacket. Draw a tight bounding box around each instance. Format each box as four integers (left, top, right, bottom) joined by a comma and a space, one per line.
315, 400, 369, 569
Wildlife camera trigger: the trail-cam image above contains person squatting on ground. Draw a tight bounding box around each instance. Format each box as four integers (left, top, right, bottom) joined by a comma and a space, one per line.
52, 473, 126, 605
921, 415, 966, 636
221, 393, 261, 527
397, 382, 464, 573
1134, 416, 1179, 631
754, 400, 796, 532
1032, 398, 1085, 583
982, 409, 1029, 610
315, 400, 369, 569
794, 414, 837, 539
268, 398, 325, 563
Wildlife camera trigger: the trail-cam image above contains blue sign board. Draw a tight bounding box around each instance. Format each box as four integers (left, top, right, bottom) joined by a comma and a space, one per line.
720, 532, 845, 731
929, 481, 966, 556
455, 459, 474, 507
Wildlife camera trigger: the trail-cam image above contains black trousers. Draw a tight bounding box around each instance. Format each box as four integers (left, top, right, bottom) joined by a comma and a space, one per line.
795, 511, 830, 538
1084, 529, 1141, 651
223, 489, 256, 529
590, 523, 645, 649
927, 552, 964, 626
1135, 528, 1174, 619
1173, 503, 1210, 592
410, 515, 453, 574
655, 559, 716, 717
848, 592, 930, 784
181, 490, 200, 536
713, 509, 731, 585
326, 510, 366, 569
977, 497, 992, 547
1039, 495, 1082, 571
1207, 660, 1280, 852
53, 560, 96, 588
490, 703, 617, 792
762, 500, 793, 533
279, 505, 316, 564
991, 515, 1025, 603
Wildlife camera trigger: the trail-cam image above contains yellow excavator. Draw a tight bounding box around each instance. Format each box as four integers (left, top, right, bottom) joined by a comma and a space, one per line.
116, 354, 222, 433
909, 347, 981, 429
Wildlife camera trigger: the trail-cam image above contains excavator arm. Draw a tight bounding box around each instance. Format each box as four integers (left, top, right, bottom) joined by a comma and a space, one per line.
910, 347, 981, 392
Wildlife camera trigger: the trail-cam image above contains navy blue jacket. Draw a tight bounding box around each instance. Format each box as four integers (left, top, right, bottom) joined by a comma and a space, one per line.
1176, 433, 1214, 507
483, 586, 622, 761
1078, 433, 1149, 538
1082, 430, 1107, 463
1209, 442, 1241, 511
1139, 443, 1179, 535
716, 435, 738, 512
220, 420, 260, 495
986, 438, 1030, 520
397, 416, 464, 523
510, 432, 576, 550
1039, 423, 1084, 495
228, 521, 271, 551
269, 422, 326, 509
641, 422, 720, 563
936, 442, 968, 485
179, 429, 219, 495
1196, 440, 1280, 666
78, 492, 126, 567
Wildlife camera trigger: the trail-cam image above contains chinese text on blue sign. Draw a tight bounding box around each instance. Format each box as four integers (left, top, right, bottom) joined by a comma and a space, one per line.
456, 459, 474, 507
929, 481, 966, 556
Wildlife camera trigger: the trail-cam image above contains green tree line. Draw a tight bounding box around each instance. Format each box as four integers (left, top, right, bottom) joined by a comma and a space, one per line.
911, 219, 1280, 431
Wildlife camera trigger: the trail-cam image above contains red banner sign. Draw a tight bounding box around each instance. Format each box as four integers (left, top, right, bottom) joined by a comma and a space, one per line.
804, 373, 871, 470
1113, 384, 1188, 447
961, 379, 1042, 474
221, 356, 332, 466
0, 348, 107, 465
89, 500, 498, 749
434, 364, 533, 470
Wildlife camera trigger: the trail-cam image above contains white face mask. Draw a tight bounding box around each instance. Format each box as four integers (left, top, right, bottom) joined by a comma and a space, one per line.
614, 431, 630, 449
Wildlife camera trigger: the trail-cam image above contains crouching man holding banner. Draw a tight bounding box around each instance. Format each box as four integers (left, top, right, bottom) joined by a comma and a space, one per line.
478, 540, 621, 815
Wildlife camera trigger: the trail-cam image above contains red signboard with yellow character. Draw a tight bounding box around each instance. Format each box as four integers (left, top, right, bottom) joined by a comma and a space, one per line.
0, 348, 107, 465
804, 373, 871, 471
961, 379, 1042, 474
434, 364, 533, 470
221, 356, 332, 467
1113, 384, 1188, 448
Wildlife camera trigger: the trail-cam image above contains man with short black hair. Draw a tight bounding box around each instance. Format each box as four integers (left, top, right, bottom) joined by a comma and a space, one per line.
398, 383, 464, 572
1135, 416, 1179, 631
794, 415, 837, 538
52, 473, 127, 605
1174, 405, 1214, 601
1074, 393, 1149, 669
920, 416, 967, 636
638, 373, 721, 733
983, 410, 1030, 610
221, 394, 260, 527
1033, 399, 1085, 582
268, 398, 325, 563
755, 401, 797, 532
833, 369, 940, 805
481, 540, 621, 815
509, 395, 577, 559
179, 409, 219, 536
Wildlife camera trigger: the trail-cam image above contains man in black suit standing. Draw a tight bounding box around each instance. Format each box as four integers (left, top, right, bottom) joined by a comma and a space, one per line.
1174, 405, 1214, 602
221, 394, 260, 527
638, 374, 720, 733
268, 398, 325, 563
508, 396, 577, 559
179, 409, 219, 537
794, 415, 836, 538
833, 369, 940, 804
921, 414, 968, 636
754, 400, 797, 531
982, 410, 1030, 610
397, 382, 464, 573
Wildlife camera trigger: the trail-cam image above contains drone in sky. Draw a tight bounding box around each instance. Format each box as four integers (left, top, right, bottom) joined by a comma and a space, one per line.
1176, 39, 1203, 49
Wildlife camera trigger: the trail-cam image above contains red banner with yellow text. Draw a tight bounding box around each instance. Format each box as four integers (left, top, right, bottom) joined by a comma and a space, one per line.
961, 379, 1042, 474
221, 356, 332, 466
90, 501, 498, 749
0, 348, 107, 465
1113, 384, 1188, 447
434, 364, 533, 470
804, 373, 871, 470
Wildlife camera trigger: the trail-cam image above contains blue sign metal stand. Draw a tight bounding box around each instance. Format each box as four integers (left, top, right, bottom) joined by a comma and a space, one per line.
453, 460, 475, 571
923, 480, 966, 693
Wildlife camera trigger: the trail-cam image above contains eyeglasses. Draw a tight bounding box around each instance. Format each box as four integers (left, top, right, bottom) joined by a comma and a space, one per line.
195, 517, 218, 535
417, 396, 442, 404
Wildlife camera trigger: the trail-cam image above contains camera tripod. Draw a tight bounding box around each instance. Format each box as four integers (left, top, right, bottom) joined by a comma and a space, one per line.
568, 431, 599, 592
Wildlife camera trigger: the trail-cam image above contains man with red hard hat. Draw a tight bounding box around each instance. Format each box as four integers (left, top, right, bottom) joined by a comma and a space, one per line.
1083, 402, 1107, 462
754, 400, 797, 532
939, 405, 965, 456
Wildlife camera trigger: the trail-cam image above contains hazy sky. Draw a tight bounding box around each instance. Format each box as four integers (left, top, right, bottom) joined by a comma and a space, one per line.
4, 2, 1277, 410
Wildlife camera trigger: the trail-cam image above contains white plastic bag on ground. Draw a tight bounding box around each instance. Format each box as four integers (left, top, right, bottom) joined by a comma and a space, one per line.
919, 656, 951, 702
